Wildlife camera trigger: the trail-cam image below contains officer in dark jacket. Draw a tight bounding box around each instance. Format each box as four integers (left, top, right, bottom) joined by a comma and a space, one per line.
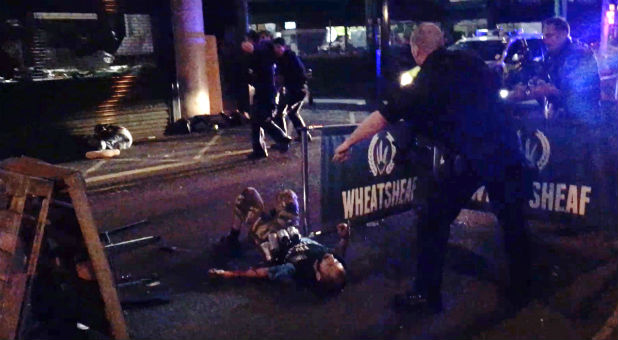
527, 17, 601, 124
272, 38, 311, 140
242, 31, 292, 159
333, 23, 533, 313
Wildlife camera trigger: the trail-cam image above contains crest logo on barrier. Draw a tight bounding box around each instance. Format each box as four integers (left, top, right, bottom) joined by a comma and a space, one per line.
520, 129, 551, 171
368, 132, 397, 176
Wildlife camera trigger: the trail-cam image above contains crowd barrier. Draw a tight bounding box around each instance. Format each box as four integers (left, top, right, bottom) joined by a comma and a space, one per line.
302, 102, 617, 231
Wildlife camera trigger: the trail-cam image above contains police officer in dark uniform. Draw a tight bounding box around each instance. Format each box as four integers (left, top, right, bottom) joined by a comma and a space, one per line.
527, 17, 601, 124
242, 31, 292, 160
333, 23, 534, 313
272, 37, 311, 141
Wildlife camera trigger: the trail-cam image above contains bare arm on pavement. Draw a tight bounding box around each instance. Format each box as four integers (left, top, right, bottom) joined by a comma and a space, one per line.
332, 111, 388, 163
208, 267, 269, 279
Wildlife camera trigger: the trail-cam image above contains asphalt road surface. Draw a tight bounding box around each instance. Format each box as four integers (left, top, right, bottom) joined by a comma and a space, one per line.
54, 100, 618, 339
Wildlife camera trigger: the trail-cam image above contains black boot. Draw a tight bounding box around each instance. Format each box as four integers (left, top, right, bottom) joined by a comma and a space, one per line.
247, 150, 268, 160
270, 136, 292, 153
217, 230, 241, 253
294, 131, 312, 142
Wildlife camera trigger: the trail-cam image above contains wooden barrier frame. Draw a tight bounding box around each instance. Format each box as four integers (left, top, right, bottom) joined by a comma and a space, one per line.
0, 156, 128, 339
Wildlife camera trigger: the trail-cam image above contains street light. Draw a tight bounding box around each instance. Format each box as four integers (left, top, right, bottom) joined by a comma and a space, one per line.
607, 4, 615, 25
601, 1, 617, 54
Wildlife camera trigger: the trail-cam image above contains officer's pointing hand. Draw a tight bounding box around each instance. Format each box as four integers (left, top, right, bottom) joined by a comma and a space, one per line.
332, 142, 352, 163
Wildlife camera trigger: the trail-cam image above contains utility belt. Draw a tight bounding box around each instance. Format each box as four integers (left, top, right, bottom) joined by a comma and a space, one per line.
392, 132, 457, 180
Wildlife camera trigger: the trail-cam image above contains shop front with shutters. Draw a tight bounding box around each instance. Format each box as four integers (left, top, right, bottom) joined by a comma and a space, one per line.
0, 0, 176, 161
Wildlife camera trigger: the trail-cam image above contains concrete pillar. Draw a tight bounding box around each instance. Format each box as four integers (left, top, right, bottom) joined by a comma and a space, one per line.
205, 35, 223, 114
171, 0, 210, 119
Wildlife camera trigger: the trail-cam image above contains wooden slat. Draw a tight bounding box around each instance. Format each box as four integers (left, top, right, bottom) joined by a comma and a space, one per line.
17, 193, 53, 340
0, 174, 27, 197
65, 173, 128, 339
0, 169, 54, 198
26, 196, 50, 276
0, 232, 18, 255
0, 210, 22, 234
0, 158, 128, 339
0, 251, 13, 278
0, 157, 76, 182
0, 273, 27, 340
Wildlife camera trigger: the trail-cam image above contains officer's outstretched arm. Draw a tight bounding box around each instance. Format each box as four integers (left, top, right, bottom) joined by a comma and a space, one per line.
332, 111, 388, 163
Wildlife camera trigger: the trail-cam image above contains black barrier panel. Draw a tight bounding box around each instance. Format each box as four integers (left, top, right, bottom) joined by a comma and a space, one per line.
321, 124, 422, 224
469, 104, 618, 229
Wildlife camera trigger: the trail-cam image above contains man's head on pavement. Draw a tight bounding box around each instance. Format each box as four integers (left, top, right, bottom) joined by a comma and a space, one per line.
315, 253, 346, 293
542, 17, 570, 54
273, 37, 286, 57
409, 23, 445, 66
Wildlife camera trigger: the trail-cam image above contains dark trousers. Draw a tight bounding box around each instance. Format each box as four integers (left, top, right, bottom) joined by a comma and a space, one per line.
414, 154, 532, 304
251, 90, 290, 154
274, 87, 307, 136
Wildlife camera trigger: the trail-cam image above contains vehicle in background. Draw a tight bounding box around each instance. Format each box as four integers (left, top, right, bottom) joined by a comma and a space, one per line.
448, 31, 546, 86
318, 36, 346, 53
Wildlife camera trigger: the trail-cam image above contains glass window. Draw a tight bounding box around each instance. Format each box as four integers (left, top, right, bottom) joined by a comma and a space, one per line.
276, 26, 368, 57
0, 11, 160, 83
448, 40, 506, 62
505, 39, 525, 63
525, 38, 545, 60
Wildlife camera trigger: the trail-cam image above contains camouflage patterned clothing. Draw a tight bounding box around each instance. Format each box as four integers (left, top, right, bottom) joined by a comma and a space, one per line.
234, 188, 300, 245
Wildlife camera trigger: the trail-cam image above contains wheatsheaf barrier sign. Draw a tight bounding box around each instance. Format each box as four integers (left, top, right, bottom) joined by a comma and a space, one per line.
321, 111, 617, 228
320, 125, 421, 224
470, 111, 618, 228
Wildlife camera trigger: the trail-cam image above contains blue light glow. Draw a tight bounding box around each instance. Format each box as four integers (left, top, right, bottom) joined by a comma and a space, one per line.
376, 49, 381, 77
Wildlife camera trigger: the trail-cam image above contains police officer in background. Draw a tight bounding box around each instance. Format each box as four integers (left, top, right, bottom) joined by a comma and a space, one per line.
522, 17, 601, 124
333, 23, 534, 313
242, 30, 292, 160
272, 37, 311, 141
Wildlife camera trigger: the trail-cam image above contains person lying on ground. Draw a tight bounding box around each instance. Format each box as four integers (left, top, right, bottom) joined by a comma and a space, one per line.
209, 222, 350, 295
213, 187, 350, 294
85, 124, 133, 159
